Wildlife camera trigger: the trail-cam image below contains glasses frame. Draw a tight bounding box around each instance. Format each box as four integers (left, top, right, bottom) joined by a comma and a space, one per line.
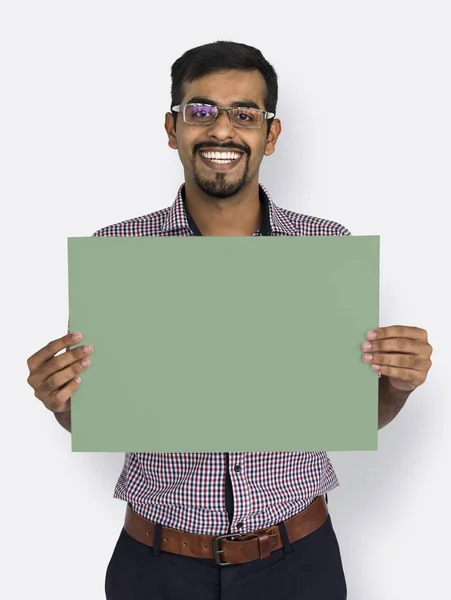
171, 103, 275, 129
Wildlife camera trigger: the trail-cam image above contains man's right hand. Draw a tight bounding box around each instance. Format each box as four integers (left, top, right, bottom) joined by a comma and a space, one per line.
27, 332, 94, 414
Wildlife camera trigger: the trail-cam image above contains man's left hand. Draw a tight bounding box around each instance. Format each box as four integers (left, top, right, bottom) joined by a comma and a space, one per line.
361, 326, 433, 391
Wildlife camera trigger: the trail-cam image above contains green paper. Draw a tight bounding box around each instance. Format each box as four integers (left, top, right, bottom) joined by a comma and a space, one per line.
68, 235, 380, 452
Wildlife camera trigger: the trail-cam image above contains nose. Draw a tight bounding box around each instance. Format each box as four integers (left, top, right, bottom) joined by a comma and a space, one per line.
207, 109, 236, 141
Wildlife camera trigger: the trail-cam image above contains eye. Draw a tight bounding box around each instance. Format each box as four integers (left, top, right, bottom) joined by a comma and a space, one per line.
191, 105, 215, 119
233, 108, 259, 122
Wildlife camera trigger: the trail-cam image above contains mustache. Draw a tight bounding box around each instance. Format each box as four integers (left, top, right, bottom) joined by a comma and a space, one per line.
193, 142, 250, 157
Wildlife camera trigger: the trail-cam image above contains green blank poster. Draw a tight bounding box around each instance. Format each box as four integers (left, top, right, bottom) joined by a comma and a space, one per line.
67, 235, 380, 452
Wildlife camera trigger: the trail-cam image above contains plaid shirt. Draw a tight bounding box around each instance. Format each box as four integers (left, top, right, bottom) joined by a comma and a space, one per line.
92, 183, 351, 536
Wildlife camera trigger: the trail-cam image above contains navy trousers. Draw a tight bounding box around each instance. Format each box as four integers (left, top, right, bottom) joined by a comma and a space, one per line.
105, 509, 347, 599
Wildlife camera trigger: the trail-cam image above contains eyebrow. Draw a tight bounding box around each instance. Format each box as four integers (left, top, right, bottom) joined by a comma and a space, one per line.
185, 97, 262, 110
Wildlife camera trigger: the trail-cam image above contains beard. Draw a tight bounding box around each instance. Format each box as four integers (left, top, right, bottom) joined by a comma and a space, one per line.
191, 144, 251, 198
193, 165, 249, 198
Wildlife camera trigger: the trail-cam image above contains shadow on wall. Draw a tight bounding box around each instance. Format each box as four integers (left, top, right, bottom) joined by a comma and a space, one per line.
328, 394, 432, 523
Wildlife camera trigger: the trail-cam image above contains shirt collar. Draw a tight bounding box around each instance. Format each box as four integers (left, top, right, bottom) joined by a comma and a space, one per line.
161, 184, 299, 236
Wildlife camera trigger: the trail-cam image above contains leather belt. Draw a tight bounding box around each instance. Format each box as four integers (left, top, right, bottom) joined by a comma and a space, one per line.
124, 495, 328, 566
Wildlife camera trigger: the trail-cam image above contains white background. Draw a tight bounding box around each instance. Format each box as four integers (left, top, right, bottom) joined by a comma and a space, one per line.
1, 0, 450, 598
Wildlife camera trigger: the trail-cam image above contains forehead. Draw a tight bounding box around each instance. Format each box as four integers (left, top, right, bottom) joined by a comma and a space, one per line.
181, 69, 267, 107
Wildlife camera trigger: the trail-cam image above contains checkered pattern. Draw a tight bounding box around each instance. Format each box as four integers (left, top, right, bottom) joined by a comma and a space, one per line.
93, 183, 351, 536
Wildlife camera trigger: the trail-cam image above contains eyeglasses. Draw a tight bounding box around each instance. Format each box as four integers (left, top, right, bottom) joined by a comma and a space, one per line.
171, 103, 275, 130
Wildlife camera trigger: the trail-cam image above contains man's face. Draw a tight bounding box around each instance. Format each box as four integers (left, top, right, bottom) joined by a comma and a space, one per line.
165, 69, 281, 199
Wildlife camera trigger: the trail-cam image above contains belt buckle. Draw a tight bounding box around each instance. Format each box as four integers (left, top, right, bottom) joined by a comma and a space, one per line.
213, 532, 244, 566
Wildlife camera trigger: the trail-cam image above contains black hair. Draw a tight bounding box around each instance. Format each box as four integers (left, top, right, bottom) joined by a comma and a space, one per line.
170, 41, 278, 133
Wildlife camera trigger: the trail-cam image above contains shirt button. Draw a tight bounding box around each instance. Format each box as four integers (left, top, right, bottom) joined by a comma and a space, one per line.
234, 464, 241, 473
237, 522, 243, 529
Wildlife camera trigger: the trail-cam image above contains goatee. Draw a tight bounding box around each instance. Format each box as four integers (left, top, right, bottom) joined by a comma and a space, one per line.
192, 142, 251, 198
193, 160, 250, 198
194, 172, 248, 198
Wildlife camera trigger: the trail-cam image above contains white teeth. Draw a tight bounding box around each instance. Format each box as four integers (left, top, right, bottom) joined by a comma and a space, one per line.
201, 151, 241, 161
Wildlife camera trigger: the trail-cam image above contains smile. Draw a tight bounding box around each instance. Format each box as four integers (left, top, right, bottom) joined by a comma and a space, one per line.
200, 151, 242, 164
198, 150, 245, 172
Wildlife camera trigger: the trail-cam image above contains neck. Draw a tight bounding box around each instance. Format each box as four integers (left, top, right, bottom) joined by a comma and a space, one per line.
184, 180, 262, 236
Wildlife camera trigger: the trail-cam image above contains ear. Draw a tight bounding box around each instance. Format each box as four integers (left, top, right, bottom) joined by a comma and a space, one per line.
264, 118, 282, 156
165, 112, 178, 150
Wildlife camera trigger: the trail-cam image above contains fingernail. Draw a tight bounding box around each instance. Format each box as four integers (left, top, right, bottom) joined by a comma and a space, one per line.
362, 342, 372, 350
371, 364, 381, 371
367, 330, 377, 340
71, 332, 83, 342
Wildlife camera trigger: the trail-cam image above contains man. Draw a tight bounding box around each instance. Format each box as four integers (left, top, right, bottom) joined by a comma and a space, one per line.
26, 41, 433, 599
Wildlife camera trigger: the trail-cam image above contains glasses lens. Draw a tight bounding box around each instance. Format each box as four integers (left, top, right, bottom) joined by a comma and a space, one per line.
229, 107, 262, 129
185, 104, 217, 125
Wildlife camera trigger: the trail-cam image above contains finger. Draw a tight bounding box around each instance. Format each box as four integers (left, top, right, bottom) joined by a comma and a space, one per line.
362, 338, 432, 358
368, 364, 427, 387
27, 332, 83, 374
34, 356, 91, 410
44, 377, 82, 414
366, 326, 428, 342
27, 342, 94, 391
362, 352, 432, 371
